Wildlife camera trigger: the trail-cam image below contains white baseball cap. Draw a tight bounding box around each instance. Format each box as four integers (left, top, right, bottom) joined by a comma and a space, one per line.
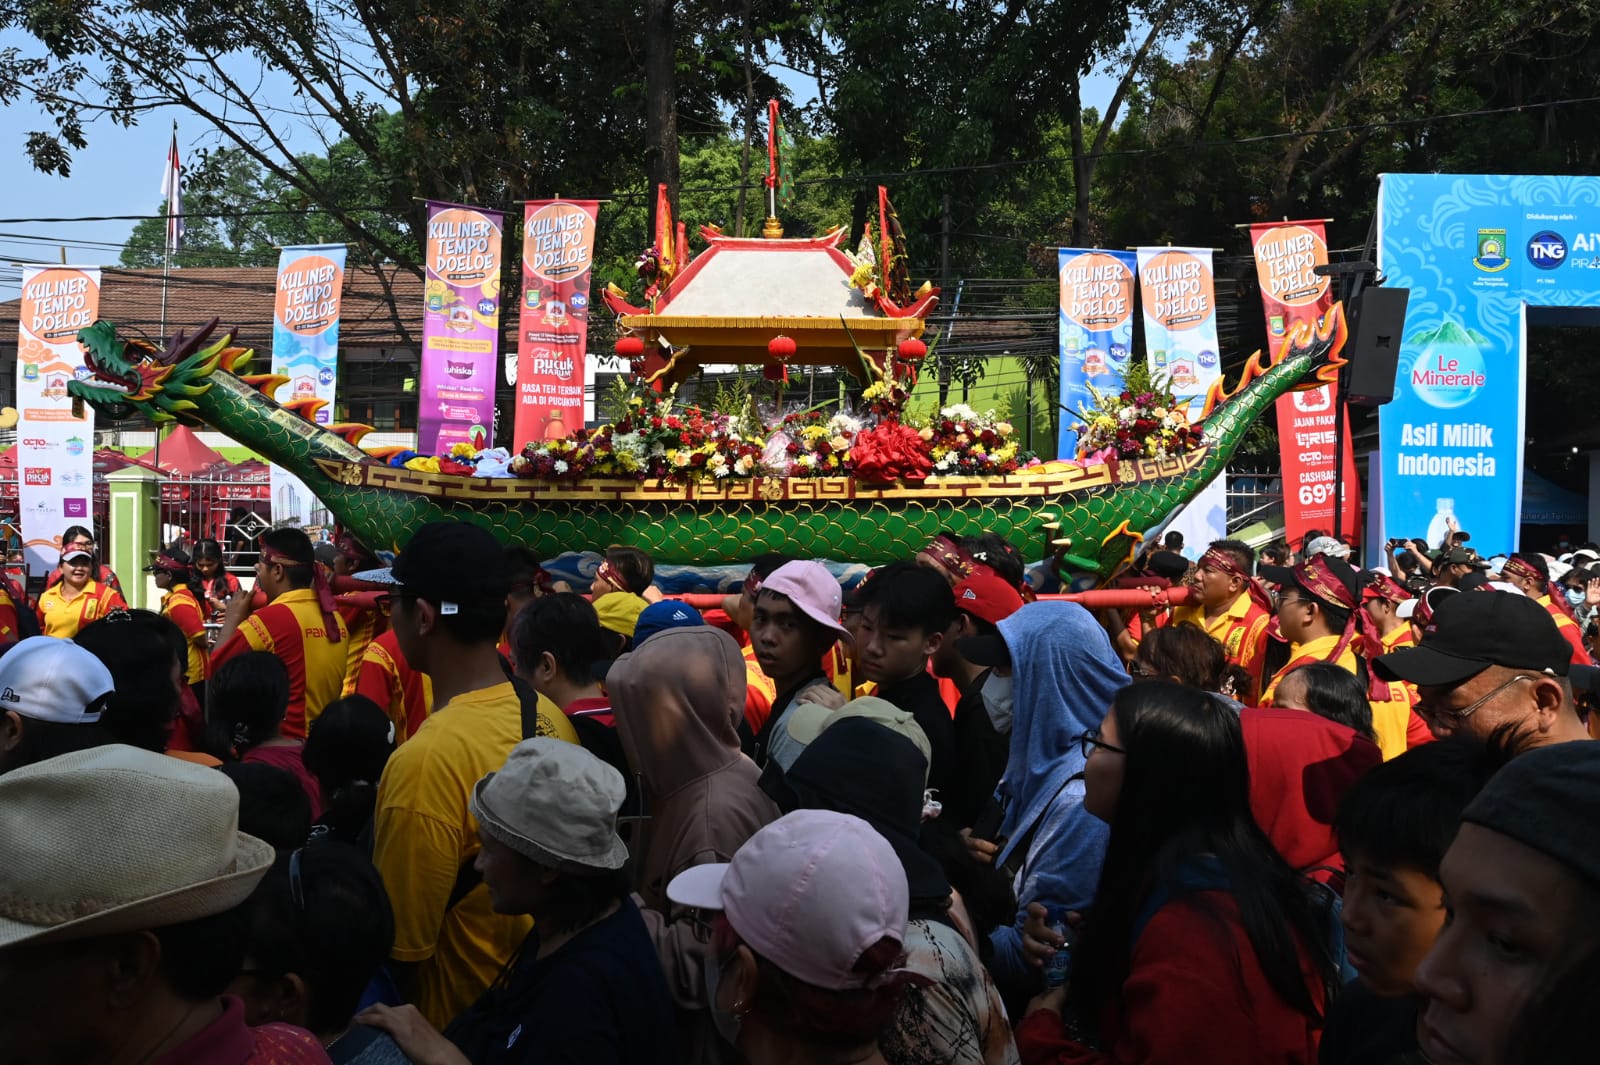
0, 637, 115, 724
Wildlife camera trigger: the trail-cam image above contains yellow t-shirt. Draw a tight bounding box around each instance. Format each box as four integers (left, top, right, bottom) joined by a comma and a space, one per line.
1261, 633, 1359, 706
37, 581, 126, 639
373, 681, 577, 1028
214, 588, 350, 738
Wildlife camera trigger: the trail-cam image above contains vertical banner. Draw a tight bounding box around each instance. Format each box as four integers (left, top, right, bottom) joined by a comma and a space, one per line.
1135, 247, 1222, 418
514, 200, 599, 447
420, 201, 503, 454
1249, 221, 1360, 546
1057, 249, 1137, 456
15, 267, 99, 576
270, 244, 347, 525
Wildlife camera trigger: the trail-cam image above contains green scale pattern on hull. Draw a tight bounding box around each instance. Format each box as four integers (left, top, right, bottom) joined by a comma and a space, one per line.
67, 310, 1346, 576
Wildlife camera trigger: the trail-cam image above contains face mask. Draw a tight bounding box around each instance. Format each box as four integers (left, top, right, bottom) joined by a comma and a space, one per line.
982, 671, 1014, 734
1566, 586, 1586, 607
705, 954, 742, 1046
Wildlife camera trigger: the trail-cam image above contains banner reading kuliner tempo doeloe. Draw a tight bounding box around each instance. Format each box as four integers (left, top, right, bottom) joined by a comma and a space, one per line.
1135, 246, 1222, 420
1248, 220, 1360, 546
270, 244, 347, 526
16, 266, 99, 576
514, 200, 599, 446
420, 200, 503, 454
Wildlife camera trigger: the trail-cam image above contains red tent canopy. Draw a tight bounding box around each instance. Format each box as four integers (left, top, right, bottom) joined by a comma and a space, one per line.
149, 425, 227, 476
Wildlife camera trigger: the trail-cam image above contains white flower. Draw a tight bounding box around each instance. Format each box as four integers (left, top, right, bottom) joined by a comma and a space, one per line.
713, 465, 731, 477
941, 403, 978, 422
1119, 408, 1135, 423
734, 454, 755, 475
798, 453, 816, 468
827, 413, 863, 437
553, 459, 569, 474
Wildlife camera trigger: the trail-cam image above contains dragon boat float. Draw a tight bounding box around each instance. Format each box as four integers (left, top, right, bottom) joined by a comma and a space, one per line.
65, 214, 1347, 580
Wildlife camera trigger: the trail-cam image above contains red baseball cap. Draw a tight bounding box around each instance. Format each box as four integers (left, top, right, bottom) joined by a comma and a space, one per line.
952, 570, 1024, 626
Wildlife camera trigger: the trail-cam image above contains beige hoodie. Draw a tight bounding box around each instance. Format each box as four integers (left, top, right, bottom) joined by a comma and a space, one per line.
607, 627, 780, 1014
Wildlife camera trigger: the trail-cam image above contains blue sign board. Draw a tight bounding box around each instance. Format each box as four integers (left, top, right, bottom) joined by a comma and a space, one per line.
1377, 174, 1600, 555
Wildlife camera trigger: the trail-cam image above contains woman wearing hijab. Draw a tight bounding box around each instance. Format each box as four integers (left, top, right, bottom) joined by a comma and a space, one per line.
606, 625, 780, 1062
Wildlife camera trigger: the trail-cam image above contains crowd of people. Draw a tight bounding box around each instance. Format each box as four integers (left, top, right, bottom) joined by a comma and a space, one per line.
1, 516, 1598, 1065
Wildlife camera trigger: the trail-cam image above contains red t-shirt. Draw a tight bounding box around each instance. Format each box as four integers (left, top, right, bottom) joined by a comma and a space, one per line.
153, 995, 330, 1065
243, 743, 325, 819
563, 695, 615, 728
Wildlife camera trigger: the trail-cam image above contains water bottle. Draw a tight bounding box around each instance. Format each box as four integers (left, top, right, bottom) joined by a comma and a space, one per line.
1042, 906, 1075, 988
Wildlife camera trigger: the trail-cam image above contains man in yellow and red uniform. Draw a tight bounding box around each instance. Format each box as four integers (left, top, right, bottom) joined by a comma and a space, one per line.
1258, 553, 1372, 706
1172, 540, 1273, 694
351, 626, 433, 743
1501, 553, 1594, 667
212, 527, 349, 738
1361, 571, 1432, 757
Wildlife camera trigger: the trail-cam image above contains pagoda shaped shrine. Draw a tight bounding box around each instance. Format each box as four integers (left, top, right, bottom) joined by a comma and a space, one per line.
601, 225, 939, 386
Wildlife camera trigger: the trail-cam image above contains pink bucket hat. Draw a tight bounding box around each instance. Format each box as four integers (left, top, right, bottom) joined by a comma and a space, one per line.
758, 560, 850, 642
666, 809, 908, 990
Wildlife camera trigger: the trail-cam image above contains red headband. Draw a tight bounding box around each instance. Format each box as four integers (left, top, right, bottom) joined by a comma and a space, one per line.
1362, 572, 1412, 605
596, 559, 635, 595
1501, 556, 1544, 586
153, 552, 191, 575
1199, 547, 1274, 613
920, 534, 975, 582
1294, 555, 1384, 697
260, 544, 342, 644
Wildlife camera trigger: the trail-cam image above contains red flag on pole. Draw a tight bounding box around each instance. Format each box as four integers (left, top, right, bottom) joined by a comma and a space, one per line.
160, 125, 184, 254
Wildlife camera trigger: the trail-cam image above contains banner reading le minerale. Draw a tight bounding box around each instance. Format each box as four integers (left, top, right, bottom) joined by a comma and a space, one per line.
1136, 247, 1222, 419
15, 266, 99, 576
420, 201, 503, 454
514, 200, 599, 447
271, 244, 347, 525
1374, 174, 1599, 556
1057, 249, 1137, 456
1248, 221, 1360, 546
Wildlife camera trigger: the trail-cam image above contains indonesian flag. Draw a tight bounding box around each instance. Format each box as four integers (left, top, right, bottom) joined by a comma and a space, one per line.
160, 126, 184, 254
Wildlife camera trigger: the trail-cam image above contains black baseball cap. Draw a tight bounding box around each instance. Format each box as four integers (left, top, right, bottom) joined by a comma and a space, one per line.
1432, 546, 1486, 567
354, 521, 509, 610
1374, 590, 1573, 686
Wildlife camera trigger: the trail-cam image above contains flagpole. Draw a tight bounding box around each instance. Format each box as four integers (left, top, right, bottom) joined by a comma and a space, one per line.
156, 120, 179, 472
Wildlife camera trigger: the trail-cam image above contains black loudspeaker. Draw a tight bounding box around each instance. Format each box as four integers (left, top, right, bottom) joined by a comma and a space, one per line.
1344, 287, 1409, 407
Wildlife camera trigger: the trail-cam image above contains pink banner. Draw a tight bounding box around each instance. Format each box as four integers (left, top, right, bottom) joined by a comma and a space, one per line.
420, 201, 503, 453
514, 200, 599, 446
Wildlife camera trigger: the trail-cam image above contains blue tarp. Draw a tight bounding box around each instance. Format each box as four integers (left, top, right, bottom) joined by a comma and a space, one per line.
1523, 470, 1587, 525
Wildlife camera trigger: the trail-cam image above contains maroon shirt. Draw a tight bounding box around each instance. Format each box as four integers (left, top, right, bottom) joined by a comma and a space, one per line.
153, 995, 331, 1065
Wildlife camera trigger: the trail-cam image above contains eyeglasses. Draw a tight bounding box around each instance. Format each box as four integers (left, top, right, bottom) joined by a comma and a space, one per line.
1076, 728, 1128, 759
1420, 674, 1538, 724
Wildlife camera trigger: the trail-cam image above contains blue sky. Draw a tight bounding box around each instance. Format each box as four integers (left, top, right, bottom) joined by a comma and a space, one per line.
0, 29, 1125, 301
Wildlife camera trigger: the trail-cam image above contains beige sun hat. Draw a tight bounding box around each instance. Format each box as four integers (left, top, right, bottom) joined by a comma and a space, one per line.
471, 737, 628, 874
0, 744, 275, 949
783, 696, 933, 779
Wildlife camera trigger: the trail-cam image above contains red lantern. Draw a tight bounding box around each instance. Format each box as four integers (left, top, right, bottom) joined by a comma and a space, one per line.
897, 337, 928, 361
615, 335, 646, 359
768, 335, 796, 360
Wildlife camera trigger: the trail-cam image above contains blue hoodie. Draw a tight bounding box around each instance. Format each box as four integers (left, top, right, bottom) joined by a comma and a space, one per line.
986, 601, 1129, 983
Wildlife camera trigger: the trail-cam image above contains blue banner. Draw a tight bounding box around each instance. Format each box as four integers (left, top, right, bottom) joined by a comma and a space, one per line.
270, 243, 348, 525
1057, 248, 1137, 456
1377, 174, 1600, 557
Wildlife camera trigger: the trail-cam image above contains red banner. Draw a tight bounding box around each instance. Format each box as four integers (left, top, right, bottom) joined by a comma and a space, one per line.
514, 200, 599, 446
1249, 221, 1360, 547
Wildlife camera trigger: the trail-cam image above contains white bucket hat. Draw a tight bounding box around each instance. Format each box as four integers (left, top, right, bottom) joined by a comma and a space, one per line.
471, 737, 628, 874
0, 744, 275, 949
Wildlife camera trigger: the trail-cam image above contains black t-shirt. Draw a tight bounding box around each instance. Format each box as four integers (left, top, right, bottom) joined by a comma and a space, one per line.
1318, 980, 1426, 1065
877, 671, 958, 799
943, 668, 1010, 830
445, 898, 677, 1065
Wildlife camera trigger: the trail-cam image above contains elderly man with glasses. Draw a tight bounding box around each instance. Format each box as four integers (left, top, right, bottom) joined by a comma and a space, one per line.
1375, 589, 1590, 751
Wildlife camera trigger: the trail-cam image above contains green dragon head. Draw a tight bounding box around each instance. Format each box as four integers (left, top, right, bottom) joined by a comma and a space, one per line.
67, 318, 249, 423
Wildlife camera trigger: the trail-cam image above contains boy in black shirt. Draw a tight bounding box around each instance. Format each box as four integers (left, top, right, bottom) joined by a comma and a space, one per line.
853, 561, 958, 799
